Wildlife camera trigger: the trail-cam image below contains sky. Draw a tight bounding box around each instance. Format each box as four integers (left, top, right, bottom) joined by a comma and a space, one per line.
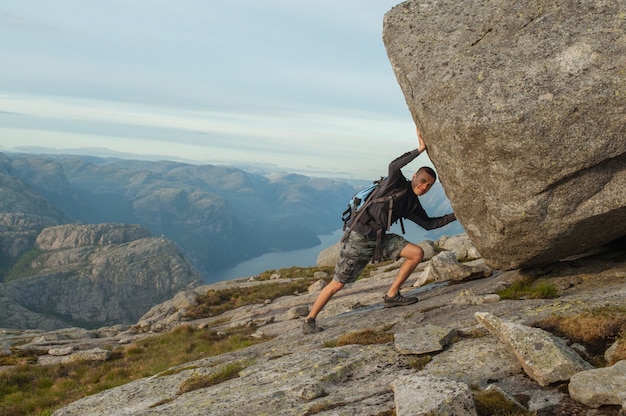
0, 1, 432, 180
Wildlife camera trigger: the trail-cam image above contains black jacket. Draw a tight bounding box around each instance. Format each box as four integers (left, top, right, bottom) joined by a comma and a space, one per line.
351, 149, 456, 238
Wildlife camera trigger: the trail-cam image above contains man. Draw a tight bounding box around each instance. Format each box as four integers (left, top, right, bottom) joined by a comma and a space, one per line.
303, 129, 456, 334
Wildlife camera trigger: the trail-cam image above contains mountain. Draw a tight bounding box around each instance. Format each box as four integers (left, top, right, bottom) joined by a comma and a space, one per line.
0, 223, 201, 330
1, 152, 359, 279
1, 152, 462, 281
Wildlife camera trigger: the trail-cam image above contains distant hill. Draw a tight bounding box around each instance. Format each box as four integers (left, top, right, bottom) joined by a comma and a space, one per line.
0, 153, 355, 279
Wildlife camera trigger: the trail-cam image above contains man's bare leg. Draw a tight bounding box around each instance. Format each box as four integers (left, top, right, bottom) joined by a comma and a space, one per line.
307, 279, 345, 319
386, 243, 424, 298
303, 279, 345, 334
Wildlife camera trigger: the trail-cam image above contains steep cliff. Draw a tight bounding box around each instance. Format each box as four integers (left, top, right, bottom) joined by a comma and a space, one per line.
0, 173, 69, 266
0, 223, 201, 330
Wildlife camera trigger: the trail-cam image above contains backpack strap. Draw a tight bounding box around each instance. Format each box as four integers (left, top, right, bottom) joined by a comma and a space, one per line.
341, 187, 380, 242
341, 186, 408, 244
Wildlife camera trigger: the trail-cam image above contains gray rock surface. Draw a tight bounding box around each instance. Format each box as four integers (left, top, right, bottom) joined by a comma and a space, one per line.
0, 224, 201, 330
569, 360, 626, 409
422, 335, 521, 389
37, 347, 111, 366
475, 312, 594, 386
0, 234, 623, 415
390, 374, 477, 416
0, 173, 69, 259
383, 0, 626, 270
421, 251, 492, 283
35, 223, 151, 251
394, 324, 455, 355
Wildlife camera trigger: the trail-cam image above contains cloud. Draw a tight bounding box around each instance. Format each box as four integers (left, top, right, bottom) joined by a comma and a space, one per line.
0, 1, 425, 179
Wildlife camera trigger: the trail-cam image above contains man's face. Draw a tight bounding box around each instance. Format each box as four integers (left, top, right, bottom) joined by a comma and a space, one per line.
412, 170, 435, 196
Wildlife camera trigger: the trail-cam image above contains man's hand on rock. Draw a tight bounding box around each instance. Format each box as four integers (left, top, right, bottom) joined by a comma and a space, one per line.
417, 128, 427, 153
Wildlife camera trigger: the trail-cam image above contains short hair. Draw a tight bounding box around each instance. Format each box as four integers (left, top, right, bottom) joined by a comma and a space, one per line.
417, 166, 437, 181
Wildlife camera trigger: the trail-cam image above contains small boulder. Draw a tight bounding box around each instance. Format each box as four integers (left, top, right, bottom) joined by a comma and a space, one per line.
308, 279, 327, 294
423, 251, 491, 283
287, 306, 310, 320
569, 360, 626, 410
475, 312, 593, 386
395, 324, 456, 355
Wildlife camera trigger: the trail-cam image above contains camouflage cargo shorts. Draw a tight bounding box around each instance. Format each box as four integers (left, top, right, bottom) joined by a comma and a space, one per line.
333, 231, 409, 284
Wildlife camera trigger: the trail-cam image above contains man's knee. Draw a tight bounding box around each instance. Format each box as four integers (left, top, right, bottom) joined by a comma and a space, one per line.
328, 279, 346, 292
400, 243, 424, 263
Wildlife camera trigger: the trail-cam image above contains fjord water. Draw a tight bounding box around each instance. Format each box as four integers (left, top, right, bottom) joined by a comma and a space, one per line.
207, 229, 345, 283
207, 221, 462, 283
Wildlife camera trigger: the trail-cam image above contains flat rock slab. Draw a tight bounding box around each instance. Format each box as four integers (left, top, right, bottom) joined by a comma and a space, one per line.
475, 312, 593, 386
423, 335, 522, 388
390, 374, 477, 416
394, 324, 455, 355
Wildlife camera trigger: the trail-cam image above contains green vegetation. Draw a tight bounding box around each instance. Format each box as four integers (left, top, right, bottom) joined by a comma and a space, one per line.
0, 252, 17, 281
334, 328, 394, 347
536, 306, 626, 364
473, 389, 534, 416
497, 277, 558, 300
257, 266, 334, 280
3, 249, 41, 282
178, 360, 252, 394
407, 355, 432, 371
0, 325, 269, 416
187, 268, 332, 319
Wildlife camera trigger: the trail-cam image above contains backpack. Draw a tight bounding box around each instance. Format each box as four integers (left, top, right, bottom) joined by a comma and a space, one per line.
340, 179, 381, 228
341, 177, 408, 236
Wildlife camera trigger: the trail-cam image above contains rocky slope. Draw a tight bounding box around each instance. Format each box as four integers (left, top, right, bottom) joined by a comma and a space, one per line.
0, 172, 69, 265
0, 223, 201, 330
4, 234, 624, 415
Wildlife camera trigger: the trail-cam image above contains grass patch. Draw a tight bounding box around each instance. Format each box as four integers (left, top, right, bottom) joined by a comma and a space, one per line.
335, 328, 394, 347
474, 389, 533, 416
178, 360, 251, 394
257, 266, 334, 280
3, 249, 42, 282
187, 278, 323, 319
322, 340, 338, 348
0, 325, 269, 416
359, 260, 395, 280
304, 400, 350, 415
407, 355, 432, 371
149, 397, 176, 408
535, 306, 626, 363
156, 365, 199, 378
497, 277, 558, 300
0, 349, 48, 367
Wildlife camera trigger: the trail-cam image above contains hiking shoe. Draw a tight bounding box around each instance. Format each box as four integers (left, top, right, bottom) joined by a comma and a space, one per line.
383, 292, 418, 308
302, 317, 323, 334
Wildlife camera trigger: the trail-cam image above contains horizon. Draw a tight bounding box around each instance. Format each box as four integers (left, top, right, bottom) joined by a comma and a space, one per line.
0, 1, 437, 180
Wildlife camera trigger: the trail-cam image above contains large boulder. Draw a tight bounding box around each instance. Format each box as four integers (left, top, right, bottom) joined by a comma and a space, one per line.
383, 0, 626, 270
